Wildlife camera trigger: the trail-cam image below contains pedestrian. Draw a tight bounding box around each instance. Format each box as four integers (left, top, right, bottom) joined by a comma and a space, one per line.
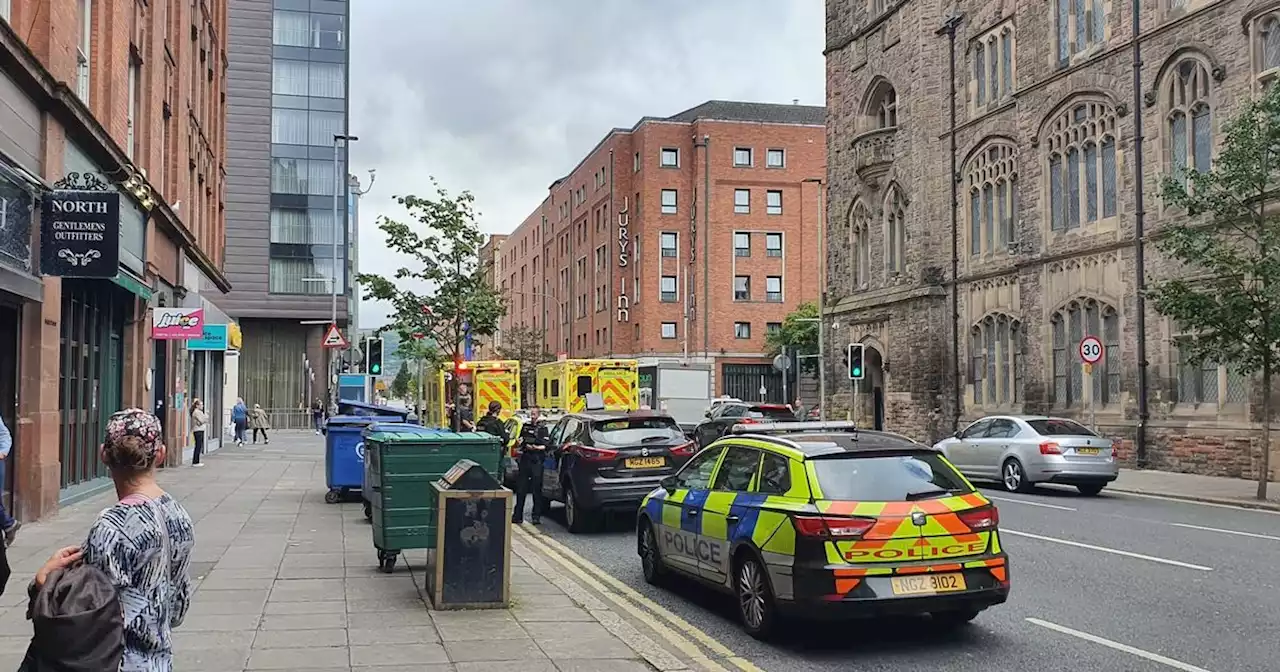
230, 398, 248, 446
189, 399, 208, 468
311, 399, 324, 434
27, 408, 194, 670
249, 404, 271, 444
476, 401, 508, 443
511, 406, 550, 525
0, 414, 21, 546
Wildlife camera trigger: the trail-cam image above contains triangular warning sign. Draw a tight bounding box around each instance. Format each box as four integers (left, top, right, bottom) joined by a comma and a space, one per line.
321, 324, 349, 349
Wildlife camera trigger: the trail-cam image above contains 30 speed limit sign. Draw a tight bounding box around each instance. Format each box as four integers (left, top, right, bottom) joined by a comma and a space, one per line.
1079, 336, 1104, 364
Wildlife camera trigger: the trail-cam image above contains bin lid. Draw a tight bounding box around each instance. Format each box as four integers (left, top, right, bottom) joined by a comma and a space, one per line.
364, 423, 501, 443
327, 414, 402, 427
338, 400, 417, 416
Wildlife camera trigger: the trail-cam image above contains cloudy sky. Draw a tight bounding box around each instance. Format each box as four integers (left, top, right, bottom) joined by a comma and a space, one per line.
348, 0, 825, 329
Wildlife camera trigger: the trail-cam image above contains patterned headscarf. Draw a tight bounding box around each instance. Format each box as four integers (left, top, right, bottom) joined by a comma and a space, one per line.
104, 408, 165, 462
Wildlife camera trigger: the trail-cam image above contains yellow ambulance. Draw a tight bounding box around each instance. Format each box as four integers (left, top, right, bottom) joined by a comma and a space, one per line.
431, 360, 521, 425
536, 359, 639, 412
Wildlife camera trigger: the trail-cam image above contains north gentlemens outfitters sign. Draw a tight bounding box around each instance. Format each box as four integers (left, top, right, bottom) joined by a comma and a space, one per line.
40, 190, 121, 278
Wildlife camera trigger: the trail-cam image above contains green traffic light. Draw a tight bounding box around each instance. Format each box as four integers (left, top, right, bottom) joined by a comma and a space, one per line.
852, 367, 862, 377
371, 365, 381, 375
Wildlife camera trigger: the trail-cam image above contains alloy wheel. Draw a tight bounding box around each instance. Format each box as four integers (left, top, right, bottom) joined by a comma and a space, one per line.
737, 559, 767, 630
1003, 460, 1023, 492
640, 523, 660, 580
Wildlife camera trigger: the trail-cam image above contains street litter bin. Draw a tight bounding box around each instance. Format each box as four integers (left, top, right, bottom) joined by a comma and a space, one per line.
363, 423, 503, 573
338, 400, 419, 423
324, 415, 401, 504
429, 459, 512, 609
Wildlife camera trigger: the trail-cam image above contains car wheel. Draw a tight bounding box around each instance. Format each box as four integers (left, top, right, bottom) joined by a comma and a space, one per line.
565, 487, 595, 534
734, 552, 777, 639
638, 519, 666, 585
1076, 483, 1105, 496
1002, 458, 1034, 493
931, 608, 980, 628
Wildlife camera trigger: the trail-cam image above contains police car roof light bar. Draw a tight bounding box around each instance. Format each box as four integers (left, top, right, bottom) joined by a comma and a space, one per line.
728, 421, 860, 435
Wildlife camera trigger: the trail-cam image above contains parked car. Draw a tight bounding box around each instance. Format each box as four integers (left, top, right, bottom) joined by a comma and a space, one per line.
704, 397, 743, 418
931, 415, 1118, 495
691, 403, 799, 449
541, 411, 697, 532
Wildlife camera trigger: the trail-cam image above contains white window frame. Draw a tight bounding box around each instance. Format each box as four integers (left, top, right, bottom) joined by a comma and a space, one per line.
661, 322, 678, 339
76, 0, 93, 101
766, 232, 783, 257
733, 147, 753, 167
660, 232, 678, 258
126, 59, 139, 158
734, 232, 750, 257
766, 190, 783, 216
766, 148, 785, 168
661, 189, 677, 215
0, 0, 12, 22
734, 322, 752, 339
733, 275, 750, 301
734, 189, 751, 214
660, 147, 679, 168
660, 275, 678, 302
765, 276, 783, 303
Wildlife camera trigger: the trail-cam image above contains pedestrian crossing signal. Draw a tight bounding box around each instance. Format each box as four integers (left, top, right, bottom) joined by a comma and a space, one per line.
366, 338, 384, 376
848, 343, 864, 380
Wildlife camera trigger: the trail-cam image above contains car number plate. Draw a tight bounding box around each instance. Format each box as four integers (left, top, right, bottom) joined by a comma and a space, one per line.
625, 457, 666, 469
1075, 447, 1101, 455
889, 573, 967, 596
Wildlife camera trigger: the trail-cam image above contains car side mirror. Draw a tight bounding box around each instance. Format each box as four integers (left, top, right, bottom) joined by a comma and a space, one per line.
704, 411, 712, 418
660, 475, 678, 491
954, 430, 963, 439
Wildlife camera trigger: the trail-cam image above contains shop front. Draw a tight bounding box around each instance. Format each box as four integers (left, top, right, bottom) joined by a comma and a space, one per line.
184, 321, 240, 461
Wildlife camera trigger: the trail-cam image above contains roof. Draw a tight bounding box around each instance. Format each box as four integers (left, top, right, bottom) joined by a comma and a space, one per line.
661, 100, 826, 126
738, 430, 928, 458
571, 410, 673, 422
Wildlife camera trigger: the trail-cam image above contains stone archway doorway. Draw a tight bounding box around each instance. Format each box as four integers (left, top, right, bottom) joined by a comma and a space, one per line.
852, 344, 886, 431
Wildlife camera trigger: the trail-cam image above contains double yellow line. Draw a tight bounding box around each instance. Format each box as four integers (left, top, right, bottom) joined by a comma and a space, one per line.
514, 524, 766, 672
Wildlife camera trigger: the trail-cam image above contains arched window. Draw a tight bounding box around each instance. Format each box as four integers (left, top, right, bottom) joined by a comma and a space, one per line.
850, 201, 871, 288
1056, 0, 1106, 64
1164, 58, 1213, 183
1049, 298, 1120, 408
970, 314, 1023, 407
1045, 101, 1118, 233
866, 80, 898, 130
966, 142, 1017, 255
884, 186, 906, 275
1256, 14, 1280, 84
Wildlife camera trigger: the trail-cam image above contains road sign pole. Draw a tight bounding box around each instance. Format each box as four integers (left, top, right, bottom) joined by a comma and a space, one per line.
1079, 336, 1104, 432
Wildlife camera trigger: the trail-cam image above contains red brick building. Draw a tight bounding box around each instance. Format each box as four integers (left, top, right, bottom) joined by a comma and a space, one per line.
1, 0, 229, 518
497, 101, 825, 400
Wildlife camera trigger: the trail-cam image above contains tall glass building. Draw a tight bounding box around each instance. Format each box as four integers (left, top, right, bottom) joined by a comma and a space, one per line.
217, 0, 352, 420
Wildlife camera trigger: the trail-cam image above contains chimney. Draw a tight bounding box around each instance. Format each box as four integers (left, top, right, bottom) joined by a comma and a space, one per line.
792, 98, 799, 105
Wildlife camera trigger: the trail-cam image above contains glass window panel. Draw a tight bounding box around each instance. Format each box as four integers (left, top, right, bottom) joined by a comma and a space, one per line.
271, 157, 305, 194
989, 41, 999, 99
271, 108, 308, 145
1052, 319, 1067, 405
985, 324, 997, 402
1057, 0, 1070, 61
735, 189, 750, 214
661, 190, 677, 214
661, 276, 677, 292
307, 159, 336, 196
1074, 0, 1086, 51
272, 11, 310, 47
1049, 155, 1064, 231
1001, 32, 1013, 94
1200, 359, 1219, 403
995, 180, 1008, 248
1091, 0, 1104, 45
970, 190, 982, 253
309, 62, 345, 98
766, 149, 785, 167
982, 184, 994, 252
1068, 307, 1084, 405
1084, 143, 1098, 221
1102, 138, 1117, 216
1103, 311, 1120, 401
766, 233, 783, 251
971, 330, 984, 405
1191, 107, 1211, 173
309, 111, 344, 147
1170, 112, 1188, 178
767, 190, 782, 215
311, 13, 345, 50
734, 232, 750, 251
766, 276, 782, 293
272, 60, 309, 96
975, 48, 986, 104
1267, 23, 1280, 70
1226, 368, 1249, 403
1067, 148, 1081, 229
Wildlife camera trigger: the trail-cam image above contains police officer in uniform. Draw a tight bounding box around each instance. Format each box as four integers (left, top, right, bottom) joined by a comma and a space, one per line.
476, 400, 508, 442
511, 406, 550, 525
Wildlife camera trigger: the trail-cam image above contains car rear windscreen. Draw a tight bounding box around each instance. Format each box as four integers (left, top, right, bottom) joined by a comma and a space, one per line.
746, 406, 798, 421
812, 452, 974, 502
591, 417, 685, 445
1026, 419, 1097, 437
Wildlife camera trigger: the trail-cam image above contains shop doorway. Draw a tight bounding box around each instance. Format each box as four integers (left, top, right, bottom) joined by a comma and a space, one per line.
153, 339, 168, 434
0, 302, 18, 516
59, 280, 127, 490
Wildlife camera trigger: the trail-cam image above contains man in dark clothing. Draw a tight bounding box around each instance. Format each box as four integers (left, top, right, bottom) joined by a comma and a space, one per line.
511, 407, 550, 525
475, 401, 509, 444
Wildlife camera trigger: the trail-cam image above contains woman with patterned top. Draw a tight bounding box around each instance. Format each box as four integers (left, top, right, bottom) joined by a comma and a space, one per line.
31, 408, 196, 671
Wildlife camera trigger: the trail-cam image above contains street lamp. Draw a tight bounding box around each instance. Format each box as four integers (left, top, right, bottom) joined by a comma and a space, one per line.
330, 133, 358, 408
802, 177, 828, 421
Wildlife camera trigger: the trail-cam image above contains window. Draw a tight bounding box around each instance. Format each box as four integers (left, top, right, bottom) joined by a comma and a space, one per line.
269, 258, 344, 295
734, 322, 752, 339
271, 109, 309, 145
76, 0, 92, 100
1057, 0, 1106, 64
0, 0, 10, 21
734, 147, 753, 167
734, 232, 751, 257
271, 158, 336, 196
1050, 298, 1119, 408
884, 187, 905, 274
309, 111, 344, 147
812, 452, 973, 502
1256, 14, 1280, 85
765, 276, 782, 302
661, 322, 677, 339
660, 276, 678, 302
967, 143, 1018, 254
766, 322, 782, 337
714, 447, 760, 491
757, 453, 790, 495
850, 201, 871, 288
660, 232, 678, 258
270, 208, 336, 245
867, 80, 898, 129
126, 58, 140, 159
661, 189, 677, 215
673, 447, 724, 490
661, 148, 679, 167
272, 60, 309, 96
633, 152, 640, 172
766, 149, 786, 168
734, 189, 751, 214
766, 190, 783, 216
1046, 102, 1118, 232
272, 60, 345, 98
272, 10, 310, 46
734, 276, 750, 301
1164, 58, 1213, 186
970, 314, 1023, 407
973, 23, 1015, 109
766, 233, 783, 257
1174, 325, 1248, 407
311, 13, 345, 50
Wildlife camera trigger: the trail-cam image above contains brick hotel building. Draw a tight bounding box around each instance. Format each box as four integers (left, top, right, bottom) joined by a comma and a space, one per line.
496, 101, 825, 400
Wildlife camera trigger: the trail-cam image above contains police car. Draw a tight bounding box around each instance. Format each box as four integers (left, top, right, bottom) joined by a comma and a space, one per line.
636, 421, 1010, 638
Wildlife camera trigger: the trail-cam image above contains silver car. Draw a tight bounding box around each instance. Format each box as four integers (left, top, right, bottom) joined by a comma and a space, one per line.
932, 415, 1118, 495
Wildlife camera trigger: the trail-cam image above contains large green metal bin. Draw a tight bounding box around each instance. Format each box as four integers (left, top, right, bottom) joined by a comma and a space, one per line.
363, 423, 503, 573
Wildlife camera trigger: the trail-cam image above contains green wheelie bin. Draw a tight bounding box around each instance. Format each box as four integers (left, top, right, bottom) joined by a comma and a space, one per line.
362, 423, 503, 573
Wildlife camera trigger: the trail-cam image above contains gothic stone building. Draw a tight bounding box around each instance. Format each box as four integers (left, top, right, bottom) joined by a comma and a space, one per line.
823, 0, 1280, 480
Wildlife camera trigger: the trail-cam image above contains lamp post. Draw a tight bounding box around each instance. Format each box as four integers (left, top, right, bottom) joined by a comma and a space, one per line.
803, 177, 827, 421
331, 133, 358, 409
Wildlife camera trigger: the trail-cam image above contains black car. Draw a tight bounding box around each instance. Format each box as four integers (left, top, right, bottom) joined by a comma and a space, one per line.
691, 402, 798, 449
541, 411, 696, 533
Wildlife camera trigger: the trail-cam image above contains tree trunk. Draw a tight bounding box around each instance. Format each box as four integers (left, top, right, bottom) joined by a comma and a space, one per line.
1260, 357, 1272, 501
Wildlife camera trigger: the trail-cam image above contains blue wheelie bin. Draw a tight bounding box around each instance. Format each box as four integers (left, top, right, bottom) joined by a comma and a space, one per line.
325, 414, 401, 504
337, 400, 420, 423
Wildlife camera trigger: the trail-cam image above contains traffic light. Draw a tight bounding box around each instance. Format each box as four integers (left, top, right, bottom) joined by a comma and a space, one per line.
848, 343, 864, 380
366, 337, 384, 376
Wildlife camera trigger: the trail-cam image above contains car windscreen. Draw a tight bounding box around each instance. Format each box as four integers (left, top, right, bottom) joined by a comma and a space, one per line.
1026, 419, 1097, 437
745, 407, 798, 421
811, 452, 974, 502
590, 417, 685, 445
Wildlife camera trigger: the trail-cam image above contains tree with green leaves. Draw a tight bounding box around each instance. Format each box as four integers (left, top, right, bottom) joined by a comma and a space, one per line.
1149, 85, 1280, 500
390, 363, 411, 400
357, 180, 507, 428
497, 324, 550, 406
765, 301, 820, 373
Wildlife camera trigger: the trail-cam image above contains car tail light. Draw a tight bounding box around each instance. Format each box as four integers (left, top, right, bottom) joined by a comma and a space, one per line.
1039, 441, 1062, 455
670, 442, 696, 457
738, 417, 759, 425
793, 515, 876, 539
572, 444, 618, 461
957, 506, 999, 531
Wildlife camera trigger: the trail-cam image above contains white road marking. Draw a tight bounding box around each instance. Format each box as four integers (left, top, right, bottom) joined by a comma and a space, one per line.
1169, 522, 1280, 542
1108, 490, 1280, 516
1026, 618, 1214, 672
1002, 529, 1214, 571
986, 495, 1077, 511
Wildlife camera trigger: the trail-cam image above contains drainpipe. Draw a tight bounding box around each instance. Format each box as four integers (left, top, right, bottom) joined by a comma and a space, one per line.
938, 12, 963, 432
1131, 0, 1150, 467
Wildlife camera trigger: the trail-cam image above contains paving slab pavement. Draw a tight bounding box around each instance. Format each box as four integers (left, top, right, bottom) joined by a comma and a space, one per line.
1109, 468, 1280, 511
0, 430, 708, 671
